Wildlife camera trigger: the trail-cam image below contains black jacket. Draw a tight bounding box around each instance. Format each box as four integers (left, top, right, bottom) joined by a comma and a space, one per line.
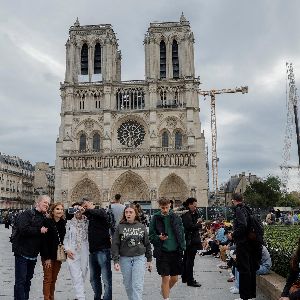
181, 209, 202, 249
40, 218, 66, 260
84, 208, 111, 253
14, 209, 46, 258
232, 203, 250, 244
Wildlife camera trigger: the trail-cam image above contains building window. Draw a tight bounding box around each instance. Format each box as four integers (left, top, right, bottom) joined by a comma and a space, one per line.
94, 43, 101, 74
79, 134, 86, 152
175, 131, 182, 149
172, 40, 179, 79
79, 95, 85, 110
160, 41, 166, 79
93, 133, 100, 151
81, 43, 88, 75
162, 131, 169, 148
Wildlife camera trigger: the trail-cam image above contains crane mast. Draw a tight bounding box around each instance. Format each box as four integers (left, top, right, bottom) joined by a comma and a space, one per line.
281, 63, 300, 191
198, 86, 248, 198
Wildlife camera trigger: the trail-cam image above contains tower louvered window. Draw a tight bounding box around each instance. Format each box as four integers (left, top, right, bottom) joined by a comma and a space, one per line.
160, 41, 166, 79
172, 40, 179, 79
79, 134, 86, 152
175, 131, 183, 149
81, 43, 88, 75
93, 133, 100, 151
162, 131, 169, 148
94, 43, 101, 74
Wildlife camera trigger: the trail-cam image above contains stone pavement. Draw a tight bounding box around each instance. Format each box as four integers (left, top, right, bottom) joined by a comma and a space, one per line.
0, 224, 267, 300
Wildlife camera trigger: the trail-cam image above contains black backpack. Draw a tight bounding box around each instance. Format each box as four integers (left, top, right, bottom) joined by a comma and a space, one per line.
10, 209, 36, 252
245, 208, 264, 244
106, 207, 116, 230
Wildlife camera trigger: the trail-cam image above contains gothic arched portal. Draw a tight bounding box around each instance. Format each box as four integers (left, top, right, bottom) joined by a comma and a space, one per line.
70, 178, 101, 205
158, 173, 188, 203
110, 171, 149, 203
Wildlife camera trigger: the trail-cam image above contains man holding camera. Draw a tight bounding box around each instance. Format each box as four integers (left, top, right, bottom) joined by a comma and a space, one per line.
81, 198, 112, 300
149, 198, 185, 300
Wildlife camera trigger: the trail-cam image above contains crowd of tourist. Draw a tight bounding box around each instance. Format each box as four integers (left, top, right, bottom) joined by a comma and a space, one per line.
7, 192, 300, 300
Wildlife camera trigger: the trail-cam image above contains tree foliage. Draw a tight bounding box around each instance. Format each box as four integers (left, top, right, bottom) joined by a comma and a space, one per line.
244, 175, 299, 208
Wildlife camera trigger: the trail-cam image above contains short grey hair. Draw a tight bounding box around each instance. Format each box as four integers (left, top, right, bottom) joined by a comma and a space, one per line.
36, 195, 51, 203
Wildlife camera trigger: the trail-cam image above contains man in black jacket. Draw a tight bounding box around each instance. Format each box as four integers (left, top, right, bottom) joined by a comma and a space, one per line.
82, 198, 112, 300
13, 195, 50, 300
181, 197, 202, 287
232, 193, 262, 300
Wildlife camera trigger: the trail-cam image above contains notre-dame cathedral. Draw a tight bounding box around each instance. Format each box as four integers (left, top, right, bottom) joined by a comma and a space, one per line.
54, 14, 208, 208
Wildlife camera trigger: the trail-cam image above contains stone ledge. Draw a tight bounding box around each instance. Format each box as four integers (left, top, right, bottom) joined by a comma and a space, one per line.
257, 271, 286, 300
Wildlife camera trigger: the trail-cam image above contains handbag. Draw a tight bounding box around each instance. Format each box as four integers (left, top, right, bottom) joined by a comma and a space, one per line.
54, 223, 66, 262
57, 244, 66, 262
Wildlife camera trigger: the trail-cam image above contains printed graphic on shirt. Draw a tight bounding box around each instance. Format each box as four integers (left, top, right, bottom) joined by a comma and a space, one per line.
120, 227, 144, 248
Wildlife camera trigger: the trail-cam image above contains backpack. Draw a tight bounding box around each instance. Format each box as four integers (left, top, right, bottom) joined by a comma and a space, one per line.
246, 209, 264, 244
10, 209, 36, 252
106, 207, 116, 230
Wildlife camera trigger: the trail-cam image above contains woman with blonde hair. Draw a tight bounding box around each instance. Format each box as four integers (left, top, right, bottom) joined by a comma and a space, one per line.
112, 204, 152, 300
40, 202, 66, 300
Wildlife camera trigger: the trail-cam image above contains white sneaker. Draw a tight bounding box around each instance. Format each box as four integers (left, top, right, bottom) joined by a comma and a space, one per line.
230, 287, 239, 294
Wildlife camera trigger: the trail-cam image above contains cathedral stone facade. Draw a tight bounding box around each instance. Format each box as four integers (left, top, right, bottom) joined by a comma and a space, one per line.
54, 15, 208, 208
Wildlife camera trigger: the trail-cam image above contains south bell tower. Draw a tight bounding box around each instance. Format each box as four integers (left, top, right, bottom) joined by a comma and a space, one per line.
55, 15, 208, 208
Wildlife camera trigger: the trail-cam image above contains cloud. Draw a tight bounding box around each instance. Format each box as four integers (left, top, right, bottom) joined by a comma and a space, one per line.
0, 0, 299, 192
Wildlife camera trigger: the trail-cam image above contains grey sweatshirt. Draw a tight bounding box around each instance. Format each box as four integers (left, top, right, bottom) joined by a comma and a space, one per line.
111, 221, 152, 264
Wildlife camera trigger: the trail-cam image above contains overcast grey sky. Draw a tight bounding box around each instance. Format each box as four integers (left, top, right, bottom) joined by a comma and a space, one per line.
0, 0, 299, 191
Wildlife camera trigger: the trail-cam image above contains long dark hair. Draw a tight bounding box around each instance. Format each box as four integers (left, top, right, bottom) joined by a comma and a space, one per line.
291, 238, 300, 271
119, 204, 140, 224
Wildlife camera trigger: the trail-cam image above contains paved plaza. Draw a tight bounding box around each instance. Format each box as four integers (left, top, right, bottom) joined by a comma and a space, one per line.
0, 224, 268, 300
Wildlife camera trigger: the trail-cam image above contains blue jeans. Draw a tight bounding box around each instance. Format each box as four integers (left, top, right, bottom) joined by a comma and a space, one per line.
14, 255, 37, 300
256, 265, 270, 275
89, 249, 112, 300
120, 255, 146, 300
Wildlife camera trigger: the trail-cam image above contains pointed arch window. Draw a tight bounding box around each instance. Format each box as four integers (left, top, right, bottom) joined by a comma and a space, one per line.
81, 43, 88, 75
94, 43, 101, 74
175, 131, 183, 149
79, 134, 87, 152
160, 41, 166, 79
93, 133, 100, 151
162, 131, 169, 148
172, 40, 179, 79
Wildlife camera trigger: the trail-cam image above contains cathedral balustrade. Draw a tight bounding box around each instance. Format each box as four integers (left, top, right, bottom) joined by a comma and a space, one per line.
61, 151, 197, 170
66, 146, 192, 155
156, 99, 185, 108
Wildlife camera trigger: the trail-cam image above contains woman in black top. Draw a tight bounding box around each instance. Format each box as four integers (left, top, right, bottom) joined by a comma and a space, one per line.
280, 238, 300, 300
40, 202, 66, 300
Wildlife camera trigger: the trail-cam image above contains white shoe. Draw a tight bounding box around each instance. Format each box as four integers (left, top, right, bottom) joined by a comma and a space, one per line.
230, 287, 239, 294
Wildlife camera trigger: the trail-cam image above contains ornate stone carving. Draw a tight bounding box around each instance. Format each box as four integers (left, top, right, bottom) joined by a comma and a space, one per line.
158, 173, 189, 202
73, 118, 80, 124
150, 188, 157, 200
84, 119, 94, 131
110, 171, 150, 203
166, 117, 177, 129
150, 130, 157, 138
71, 178, 101, 204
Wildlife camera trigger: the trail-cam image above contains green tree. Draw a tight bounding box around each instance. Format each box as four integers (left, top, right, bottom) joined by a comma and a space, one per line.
244, 175, 283, 208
